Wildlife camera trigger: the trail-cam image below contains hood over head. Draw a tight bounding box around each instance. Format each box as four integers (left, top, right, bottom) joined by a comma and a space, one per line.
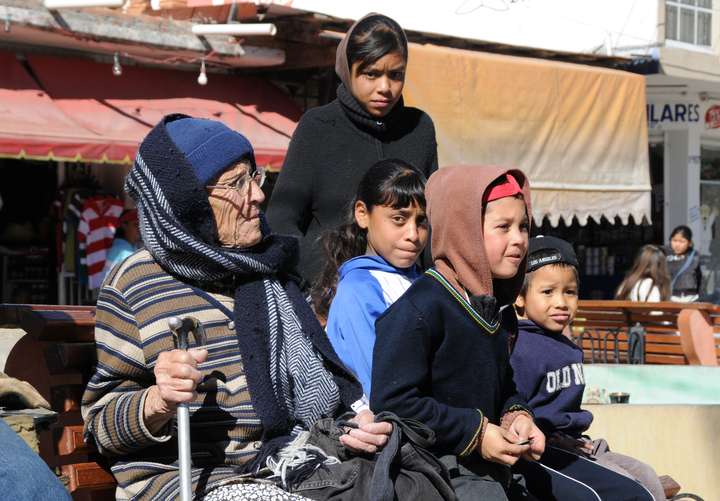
426, 164, 531, 302
335, 12, 407, 90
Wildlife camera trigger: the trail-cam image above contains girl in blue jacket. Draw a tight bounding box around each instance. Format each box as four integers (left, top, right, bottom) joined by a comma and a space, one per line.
313, 159, 428, 397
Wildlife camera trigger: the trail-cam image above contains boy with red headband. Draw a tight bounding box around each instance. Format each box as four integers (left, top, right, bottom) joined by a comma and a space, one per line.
371, 165, 545, 501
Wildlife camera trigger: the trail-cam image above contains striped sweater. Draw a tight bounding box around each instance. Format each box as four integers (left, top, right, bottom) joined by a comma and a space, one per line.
82, 249, 269, 501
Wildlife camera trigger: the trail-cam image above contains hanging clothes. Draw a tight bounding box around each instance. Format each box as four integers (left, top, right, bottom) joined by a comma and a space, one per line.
77, 194, 124, 289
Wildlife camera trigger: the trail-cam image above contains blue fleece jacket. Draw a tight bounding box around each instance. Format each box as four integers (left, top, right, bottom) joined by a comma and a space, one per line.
326, 255, 422, 397
510, 319, 593, 438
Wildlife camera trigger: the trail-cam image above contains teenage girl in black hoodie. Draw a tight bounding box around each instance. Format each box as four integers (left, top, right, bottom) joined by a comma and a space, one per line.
267, 13, 438, 284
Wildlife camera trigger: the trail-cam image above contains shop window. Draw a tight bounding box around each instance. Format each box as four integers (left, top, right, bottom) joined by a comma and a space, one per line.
0, 158, 58, 304
701, 146, 720, 180
666, 0, 712, 47
532, 215, 654, 300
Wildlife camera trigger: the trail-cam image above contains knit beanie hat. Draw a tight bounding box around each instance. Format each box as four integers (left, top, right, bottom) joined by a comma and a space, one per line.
166, 117, 255, 186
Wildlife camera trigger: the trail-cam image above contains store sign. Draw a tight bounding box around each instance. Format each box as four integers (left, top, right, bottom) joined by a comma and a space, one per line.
706, 105, 720, 130
647, 103, 700, 129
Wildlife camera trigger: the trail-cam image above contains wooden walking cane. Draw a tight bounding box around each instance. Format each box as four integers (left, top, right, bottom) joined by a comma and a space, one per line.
168, 316, 207, 501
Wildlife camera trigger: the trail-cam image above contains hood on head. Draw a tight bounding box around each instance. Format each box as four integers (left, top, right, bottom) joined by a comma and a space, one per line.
335, 12, 402, 90
425, 164, 531, 300
127, 114, 268, 248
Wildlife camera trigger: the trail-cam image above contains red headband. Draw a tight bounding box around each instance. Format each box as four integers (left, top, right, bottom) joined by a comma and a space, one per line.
482, 174, 523, 204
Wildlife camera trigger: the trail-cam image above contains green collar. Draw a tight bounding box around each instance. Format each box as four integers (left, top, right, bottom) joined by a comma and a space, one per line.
426, 269, 501, 333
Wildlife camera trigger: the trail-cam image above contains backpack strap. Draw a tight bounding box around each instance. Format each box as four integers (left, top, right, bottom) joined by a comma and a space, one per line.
368, 411, 439, 501
672, 249, 696, 288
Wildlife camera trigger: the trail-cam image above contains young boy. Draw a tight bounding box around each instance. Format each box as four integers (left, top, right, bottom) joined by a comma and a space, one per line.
511, 235, 665, 501
371, 165, 545, 501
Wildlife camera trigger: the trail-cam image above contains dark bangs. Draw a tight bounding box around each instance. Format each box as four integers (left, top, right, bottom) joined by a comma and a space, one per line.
348, 16, 408, 75
380, 169, 427, 211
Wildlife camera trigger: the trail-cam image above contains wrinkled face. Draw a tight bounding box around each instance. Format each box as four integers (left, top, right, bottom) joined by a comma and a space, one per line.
207, 159, 265, 249
349, 51, 406, 118
355, 201, 428, 269
483, 196, 529, 280
516, 265, 579, 332
670, 234, 691, 256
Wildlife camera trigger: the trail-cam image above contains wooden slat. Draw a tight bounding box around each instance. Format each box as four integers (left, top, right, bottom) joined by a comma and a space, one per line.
43, 342, 95, 375
0, 304, 94, 328
574, 312, 627, 320
20, 310, 96, 342
61, 462, 116, 492
573, 320, 627, 330
645, 354, 688, 365
578, 300, 720, 314
50, 384, 85, 413
659, 475, 681, 499
644, 333, 682, 344
55, 425, 95, 455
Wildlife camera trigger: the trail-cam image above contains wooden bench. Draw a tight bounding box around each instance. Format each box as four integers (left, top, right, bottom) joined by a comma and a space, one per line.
0, 303, 699, 500
1, 303, 116, 501
572, 300, 720, 366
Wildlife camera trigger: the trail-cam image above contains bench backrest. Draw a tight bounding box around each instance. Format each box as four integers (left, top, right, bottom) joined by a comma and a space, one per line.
572, 300, 720, 366
1, 304, 115, 500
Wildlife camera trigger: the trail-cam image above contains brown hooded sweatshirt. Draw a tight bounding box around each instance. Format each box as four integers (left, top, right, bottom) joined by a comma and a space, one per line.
371, 164, 534, 459
427, 164, 531, 317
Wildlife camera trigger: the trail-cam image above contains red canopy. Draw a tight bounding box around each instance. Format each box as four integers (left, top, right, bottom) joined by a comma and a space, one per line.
0, 52, 302, 170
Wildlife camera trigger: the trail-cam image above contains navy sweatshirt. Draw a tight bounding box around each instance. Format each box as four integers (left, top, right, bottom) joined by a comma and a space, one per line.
371, 270, 532, 457
510, 319, 593, 438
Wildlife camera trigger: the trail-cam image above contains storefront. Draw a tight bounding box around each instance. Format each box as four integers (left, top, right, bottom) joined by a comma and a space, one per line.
403, 43, 652, 299
645, 93, 720, 302
0, 51, 302, 305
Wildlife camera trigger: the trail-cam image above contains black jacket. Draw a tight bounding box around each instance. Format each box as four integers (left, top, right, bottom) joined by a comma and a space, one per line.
266, 85, 438, 283
666, 247, 706, 300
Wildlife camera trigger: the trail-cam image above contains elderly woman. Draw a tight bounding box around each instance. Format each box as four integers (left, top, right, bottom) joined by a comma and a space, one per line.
82, 114, 390, 501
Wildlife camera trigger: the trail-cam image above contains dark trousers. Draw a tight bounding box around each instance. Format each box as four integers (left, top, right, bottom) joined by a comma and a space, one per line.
512, 446, 654, 501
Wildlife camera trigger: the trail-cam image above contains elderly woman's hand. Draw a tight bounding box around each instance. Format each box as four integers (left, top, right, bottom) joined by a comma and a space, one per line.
339, 409, 392, 454
143, 348, 208, 434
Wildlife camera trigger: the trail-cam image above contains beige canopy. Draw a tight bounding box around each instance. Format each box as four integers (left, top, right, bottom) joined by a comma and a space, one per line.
403, 43, 651, 227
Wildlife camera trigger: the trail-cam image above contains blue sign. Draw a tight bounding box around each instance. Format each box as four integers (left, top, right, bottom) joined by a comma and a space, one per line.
647, 103, 700, 123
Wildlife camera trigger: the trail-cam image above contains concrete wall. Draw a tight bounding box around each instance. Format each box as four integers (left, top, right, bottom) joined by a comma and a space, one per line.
585, 404, 720, 500
583, 366, 720, 499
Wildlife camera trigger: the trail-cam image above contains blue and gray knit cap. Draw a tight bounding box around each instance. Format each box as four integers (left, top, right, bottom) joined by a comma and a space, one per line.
166, 117, 256, 186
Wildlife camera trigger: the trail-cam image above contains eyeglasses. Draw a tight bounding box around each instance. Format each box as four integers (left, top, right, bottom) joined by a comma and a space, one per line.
206, 166, 265, 197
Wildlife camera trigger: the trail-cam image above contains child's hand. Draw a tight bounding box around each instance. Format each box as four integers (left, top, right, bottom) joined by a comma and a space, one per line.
509, 415, 545, 461
548, 432, 592, 455
476, 423, 529, 465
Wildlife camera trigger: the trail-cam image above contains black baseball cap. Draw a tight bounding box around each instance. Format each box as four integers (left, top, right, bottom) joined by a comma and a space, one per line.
526, 236, 578, 273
